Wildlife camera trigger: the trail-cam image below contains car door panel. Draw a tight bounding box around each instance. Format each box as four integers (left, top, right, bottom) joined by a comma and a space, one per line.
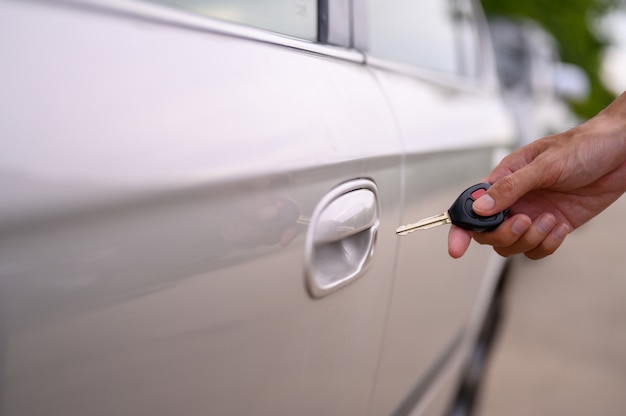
368, 69, 514, 415
0, 0, 520, 415
0, 1, 405, 415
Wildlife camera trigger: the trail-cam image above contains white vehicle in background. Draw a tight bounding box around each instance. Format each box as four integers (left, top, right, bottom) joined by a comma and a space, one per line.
0, 1, 516, 415
488, 17, 590, 145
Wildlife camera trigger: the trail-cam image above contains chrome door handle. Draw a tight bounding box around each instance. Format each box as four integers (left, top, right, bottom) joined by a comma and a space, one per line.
305, 179, 379, 298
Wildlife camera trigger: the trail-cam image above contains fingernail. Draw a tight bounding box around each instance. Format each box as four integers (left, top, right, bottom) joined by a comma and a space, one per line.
473, 194, 495, 212
553, 223, 570, 240
511, 218, 529, 236
536, 214, 556, 234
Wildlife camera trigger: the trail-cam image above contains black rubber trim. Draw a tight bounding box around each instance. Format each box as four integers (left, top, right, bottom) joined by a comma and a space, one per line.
446, 258, 513, 416
391, 330, 465, 416
317, 0, 329, 43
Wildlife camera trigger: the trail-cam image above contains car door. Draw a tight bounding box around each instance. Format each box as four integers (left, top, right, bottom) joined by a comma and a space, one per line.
0, 1, 405, 415
361, 0, 516, 414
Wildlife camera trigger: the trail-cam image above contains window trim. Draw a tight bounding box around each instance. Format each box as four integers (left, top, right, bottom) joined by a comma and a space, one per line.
324, 0, 351, 47
54, 0, 364, 63
366, 55, 487, 92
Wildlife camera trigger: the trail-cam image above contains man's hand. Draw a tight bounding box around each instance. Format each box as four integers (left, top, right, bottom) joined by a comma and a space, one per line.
449, 92, 626, 259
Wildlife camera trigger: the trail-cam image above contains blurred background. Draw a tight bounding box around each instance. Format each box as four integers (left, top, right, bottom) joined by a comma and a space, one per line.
477, 0, 626, 414
483, 0, 626, 114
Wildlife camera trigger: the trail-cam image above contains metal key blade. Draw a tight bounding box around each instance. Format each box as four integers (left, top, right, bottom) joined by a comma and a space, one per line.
395, 212, 451, 235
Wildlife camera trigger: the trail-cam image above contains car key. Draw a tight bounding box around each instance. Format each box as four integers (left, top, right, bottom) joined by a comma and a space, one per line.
396, 183, 508, 235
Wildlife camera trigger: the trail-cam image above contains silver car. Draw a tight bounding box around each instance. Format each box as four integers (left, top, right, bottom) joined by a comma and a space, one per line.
0, 0, 516, 415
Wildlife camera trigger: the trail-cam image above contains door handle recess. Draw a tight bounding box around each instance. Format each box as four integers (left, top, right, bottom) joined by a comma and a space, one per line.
305, 179, 379, 298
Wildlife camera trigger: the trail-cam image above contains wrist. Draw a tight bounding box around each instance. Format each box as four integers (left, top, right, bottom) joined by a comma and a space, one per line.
599, 91, 626, 137
590, 92, 626, 164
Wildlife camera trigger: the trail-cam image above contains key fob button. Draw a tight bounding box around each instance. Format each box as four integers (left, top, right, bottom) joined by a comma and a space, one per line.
464, 199, 478, 218
464, 199, 496, 221
470, 188, 487, 200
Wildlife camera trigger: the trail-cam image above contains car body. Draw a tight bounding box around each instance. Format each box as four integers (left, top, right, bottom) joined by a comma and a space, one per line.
0, 0, 516, 415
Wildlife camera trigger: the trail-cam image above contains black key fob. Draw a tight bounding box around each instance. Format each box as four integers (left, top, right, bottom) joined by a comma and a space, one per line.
448, 183, 509, 232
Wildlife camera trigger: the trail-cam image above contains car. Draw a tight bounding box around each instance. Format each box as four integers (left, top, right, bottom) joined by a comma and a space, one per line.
0, 0, 516, 415
488, 17, 590, 146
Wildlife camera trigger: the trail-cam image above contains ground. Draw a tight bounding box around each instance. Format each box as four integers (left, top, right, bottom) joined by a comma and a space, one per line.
479, 194, 626, 415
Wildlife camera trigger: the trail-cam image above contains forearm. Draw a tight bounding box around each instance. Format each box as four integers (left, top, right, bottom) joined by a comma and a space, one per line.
595, 90, 626, 154
600, 90, 626, 121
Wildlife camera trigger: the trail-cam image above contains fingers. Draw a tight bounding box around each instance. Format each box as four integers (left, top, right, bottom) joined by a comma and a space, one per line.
448, 225, 472, 259
472, 214, 532, 247
474, 136, 556, 216
474, 164, 545, 216
524, 223, 570, 260
473, 213, 570, 260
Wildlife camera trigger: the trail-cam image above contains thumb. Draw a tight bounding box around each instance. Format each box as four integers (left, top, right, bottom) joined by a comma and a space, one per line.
473, 166, 542, 215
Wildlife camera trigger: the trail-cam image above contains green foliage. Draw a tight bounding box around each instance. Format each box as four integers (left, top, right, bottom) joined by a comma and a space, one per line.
480, 0, 619, 118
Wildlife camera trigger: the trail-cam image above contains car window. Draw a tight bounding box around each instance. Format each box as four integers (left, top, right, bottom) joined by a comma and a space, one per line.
146, 0, 318, 41
366, 0, 480, 77
366, 0, 457, 73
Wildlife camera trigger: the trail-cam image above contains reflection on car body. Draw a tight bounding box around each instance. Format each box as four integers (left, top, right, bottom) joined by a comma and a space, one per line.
0, 0, 516, 415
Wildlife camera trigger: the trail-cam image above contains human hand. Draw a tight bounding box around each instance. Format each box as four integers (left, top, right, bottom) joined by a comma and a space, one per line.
449, 92, 626, 259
